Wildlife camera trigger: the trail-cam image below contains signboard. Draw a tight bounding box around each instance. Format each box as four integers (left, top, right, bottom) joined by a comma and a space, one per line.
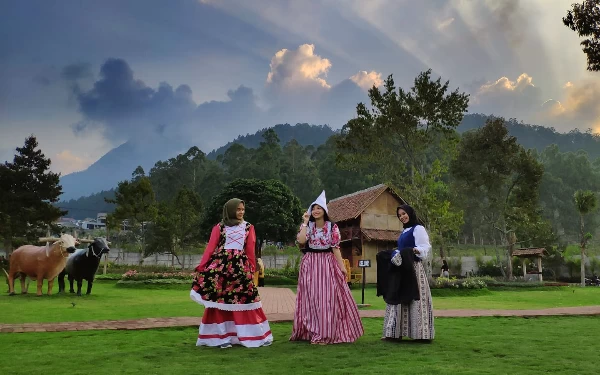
358, 259, 371, 268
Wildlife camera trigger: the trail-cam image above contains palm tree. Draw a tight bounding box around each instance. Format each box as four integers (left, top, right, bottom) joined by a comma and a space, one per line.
574, 190, 598, 287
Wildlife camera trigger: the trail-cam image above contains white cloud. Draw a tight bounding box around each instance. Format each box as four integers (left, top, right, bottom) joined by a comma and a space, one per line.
266, 44, 332, 91
537, 79, 600, 133
470, 73, 542, 119
53, 150, 95, 175
350, 71, 383, 91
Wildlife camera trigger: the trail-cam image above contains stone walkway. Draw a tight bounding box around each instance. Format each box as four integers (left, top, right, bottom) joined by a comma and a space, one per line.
1, 287, 599, 334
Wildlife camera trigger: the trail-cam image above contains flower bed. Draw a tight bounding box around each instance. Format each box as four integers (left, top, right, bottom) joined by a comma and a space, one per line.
115, 279, 191, 288
121, 270, 195, 281
430, 277, 488, 290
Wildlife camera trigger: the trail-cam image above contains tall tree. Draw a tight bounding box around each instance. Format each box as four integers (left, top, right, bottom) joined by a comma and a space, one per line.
0, 136, 65, 252
574, 190, 598, 287
106, 170, 158, 259
563, 0, 600, 72
451, 118, 546, 279
201, 178, 303, 257
336, 70, 469, 265
146, 186, 203, 266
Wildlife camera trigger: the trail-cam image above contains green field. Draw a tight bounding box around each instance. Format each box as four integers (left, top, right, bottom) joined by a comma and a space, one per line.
0, 317, 598, 374
2, 279, 600, 324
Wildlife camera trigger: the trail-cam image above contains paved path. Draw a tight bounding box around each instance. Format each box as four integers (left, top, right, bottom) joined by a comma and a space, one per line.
1, 288, 599, 334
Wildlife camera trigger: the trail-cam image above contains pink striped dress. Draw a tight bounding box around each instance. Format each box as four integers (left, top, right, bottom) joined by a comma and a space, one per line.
290, 221, 364, 344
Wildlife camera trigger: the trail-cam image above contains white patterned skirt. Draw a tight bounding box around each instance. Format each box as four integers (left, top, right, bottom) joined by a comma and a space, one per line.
382, 261, 435, 340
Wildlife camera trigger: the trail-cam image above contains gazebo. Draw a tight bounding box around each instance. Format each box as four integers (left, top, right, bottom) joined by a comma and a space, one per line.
512, 248, 547, 282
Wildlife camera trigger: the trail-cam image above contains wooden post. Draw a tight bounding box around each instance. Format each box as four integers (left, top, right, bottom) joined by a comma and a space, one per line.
103, 218, 109, 275
522, 259, 527, 279
537, 256, 543, 283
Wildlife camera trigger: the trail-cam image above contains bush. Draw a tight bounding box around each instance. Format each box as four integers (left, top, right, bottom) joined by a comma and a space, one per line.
120, 270, 195, 281
476, 260, 503, 277
430, 276, 487, 290
264, 275, 297, 285
115, 279, 190, 288
94, 273, 123, 280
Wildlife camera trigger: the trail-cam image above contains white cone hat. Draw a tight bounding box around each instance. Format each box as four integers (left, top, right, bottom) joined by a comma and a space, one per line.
308, 190, 328, 214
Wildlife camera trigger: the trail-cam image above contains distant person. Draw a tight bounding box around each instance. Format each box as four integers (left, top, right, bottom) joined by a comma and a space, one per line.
377, 204, 435, 342
190, 198, 273, 349
290, 190, 364, 345
441, 259, 449, 278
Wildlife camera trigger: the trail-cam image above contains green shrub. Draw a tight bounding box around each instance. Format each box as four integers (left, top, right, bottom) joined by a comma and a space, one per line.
430, 276, 487, 290
120, 270, 195, 281
94, 273, 123, 280
115, 279, 190, 288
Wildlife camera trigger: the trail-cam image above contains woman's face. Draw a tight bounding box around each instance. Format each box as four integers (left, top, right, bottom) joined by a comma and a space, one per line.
311, 204, 325, 219
397, 209, 410, 225
236, 202, 245, 220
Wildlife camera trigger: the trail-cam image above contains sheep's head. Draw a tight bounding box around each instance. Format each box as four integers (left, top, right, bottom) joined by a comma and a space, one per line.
58, 234, 78, 254
45, 234, 78, 257
88, 237, 110, 258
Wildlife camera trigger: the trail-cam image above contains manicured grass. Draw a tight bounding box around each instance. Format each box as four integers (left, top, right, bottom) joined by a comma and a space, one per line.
2, 278, 599, 324
0, 280, 203, 324
0, 317, 598, 374
351, 285, 600, 310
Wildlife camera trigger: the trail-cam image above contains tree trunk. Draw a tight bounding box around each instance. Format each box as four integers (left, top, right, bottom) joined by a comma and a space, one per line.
3, 236, 12, 256
506, 232, 516, 281
580, 214, 586, 287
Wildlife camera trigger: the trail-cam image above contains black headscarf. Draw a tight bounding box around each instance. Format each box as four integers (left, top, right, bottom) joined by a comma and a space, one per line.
397, 204, 418, 228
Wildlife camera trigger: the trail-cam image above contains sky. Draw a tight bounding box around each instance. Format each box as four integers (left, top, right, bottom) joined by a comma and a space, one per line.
1, 0, 599, 176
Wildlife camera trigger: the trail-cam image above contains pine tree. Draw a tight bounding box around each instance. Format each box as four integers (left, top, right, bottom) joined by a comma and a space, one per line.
0, 135, 65, 252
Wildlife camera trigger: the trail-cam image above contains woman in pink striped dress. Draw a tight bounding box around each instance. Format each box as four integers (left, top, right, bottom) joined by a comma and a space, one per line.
290, 191, 364, 345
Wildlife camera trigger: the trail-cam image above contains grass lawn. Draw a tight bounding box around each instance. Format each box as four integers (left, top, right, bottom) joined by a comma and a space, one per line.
350, 285, 600, 310
2, 278, 600, 324
0, 317, 598, 374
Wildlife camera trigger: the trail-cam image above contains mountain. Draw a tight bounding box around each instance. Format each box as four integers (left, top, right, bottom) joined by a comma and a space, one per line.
206, 123, 337, 160
459, 114, 600, 159
58, 123, 336, 201
59, 137, 188, 201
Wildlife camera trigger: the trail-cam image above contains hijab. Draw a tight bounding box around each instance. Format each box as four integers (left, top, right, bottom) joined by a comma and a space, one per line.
222, 198, 244, 227
397, 204, 418, 228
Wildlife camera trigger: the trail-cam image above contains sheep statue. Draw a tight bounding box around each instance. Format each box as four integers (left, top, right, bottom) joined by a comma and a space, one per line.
7, 234, 78, 296
58, 237, 110, 296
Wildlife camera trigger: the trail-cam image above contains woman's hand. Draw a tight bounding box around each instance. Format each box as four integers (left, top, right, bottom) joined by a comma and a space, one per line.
302, 211, 310, 224
340, 265, 348, 276
413, 248, 420, 255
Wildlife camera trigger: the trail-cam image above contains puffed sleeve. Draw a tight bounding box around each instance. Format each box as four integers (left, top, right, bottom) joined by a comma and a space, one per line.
413, 225, 431, 259
331, 223, 341, 249
195, 224, 221, 272
245, 225, 257, 273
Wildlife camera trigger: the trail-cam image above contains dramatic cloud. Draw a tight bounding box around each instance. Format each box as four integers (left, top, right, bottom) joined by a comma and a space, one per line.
263, 44, 378, 127
72, 58, 196, 140
53, 149, 95, 175
470, 73, 542, 120
350, 71, 383, 91
538, 80, 600, 132
266, 44, 332, 93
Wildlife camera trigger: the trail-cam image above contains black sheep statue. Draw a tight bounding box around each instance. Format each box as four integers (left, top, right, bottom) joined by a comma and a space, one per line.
58, 237, 110, 296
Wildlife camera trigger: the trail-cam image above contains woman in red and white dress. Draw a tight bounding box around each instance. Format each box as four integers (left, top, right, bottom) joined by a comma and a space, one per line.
290, 191, 364, 345
190, 198, 273, 349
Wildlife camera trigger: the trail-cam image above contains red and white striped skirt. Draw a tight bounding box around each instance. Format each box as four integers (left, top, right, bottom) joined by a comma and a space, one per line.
197, 307, 273, 348
290, 252, 364, 344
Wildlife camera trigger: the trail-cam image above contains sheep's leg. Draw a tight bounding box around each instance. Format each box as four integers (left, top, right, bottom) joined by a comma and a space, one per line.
47, 278, 54, 295
8, 271, 15, 295
19, 275, 27, 294
68, 275, 75, 293
86, 279, 93, 295
36, 277, 43, 296
76, 279, 83, 296
58, 271, 65, 293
